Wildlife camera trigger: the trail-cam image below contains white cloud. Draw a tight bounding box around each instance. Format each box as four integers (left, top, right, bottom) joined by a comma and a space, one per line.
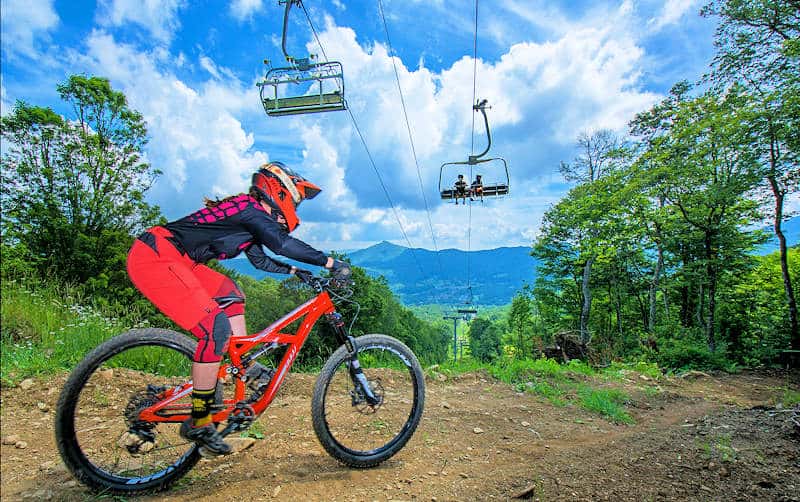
649, 0, 699, 31
96, 0, 186, 43
230, 0, 264, 21
69, 31, 267, 212
0, 0, 59, 59
44, 2, 663, 252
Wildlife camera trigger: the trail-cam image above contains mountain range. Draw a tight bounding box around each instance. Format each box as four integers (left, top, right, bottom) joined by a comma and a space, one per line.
221, 241, 538, 306
221, 216, 798, 307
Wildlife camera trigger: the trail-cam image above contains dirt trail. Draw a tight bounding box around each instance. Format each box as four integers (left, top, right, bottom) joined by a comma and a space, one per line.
1, 369, 798, 501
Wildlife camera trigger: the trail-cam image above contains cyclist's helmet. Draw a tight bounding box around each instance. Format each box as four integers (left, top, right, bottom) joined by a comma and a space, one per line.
251, 161, 321, 232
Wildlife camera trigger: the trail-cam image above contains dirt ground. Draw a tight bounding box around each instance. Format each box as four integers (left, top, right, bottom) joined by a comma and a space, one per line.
1, 368, 798, 501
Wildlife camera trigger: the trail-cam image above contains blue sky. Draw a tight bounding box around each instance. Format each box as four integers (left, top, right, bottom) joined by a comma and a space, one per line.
1, 0, 718, 252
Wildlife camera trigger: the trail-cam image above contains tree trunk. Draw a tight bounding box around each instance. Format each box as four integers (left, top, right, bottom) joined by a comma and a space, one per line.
704, 232, 717, 352
648, 245, 664, 333
768, 175, 799, 350
580, 255, 596, 344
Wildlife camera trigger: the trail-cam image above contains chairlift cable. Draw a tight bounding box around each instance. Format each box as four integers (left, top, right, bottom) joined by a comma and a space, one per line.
466, 0, 480, 303
346, 106, 426, 276
295, 2, 424, 276
377, 0, 445, 276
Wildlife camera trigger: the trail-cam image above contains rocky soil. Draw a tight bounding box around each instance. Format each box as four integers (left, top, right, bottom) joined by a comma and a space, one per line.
1, 369, 798, 501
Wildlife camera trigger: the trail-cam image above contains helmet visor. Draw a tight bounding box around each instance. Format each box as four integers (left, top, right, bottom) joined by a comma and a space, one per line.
296, 180, 322, 204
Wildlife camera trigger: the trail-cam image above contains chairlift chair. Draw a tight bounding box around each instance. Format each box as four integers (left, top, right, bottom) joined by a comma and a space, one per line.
439, 99, 509, 201
257, 0, 347, 117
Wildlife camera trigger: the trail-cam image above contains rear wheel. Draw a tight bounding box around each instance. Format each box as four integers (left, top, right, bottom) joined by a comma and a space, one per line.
55, 329, 201, 494
311, 334, 425, 467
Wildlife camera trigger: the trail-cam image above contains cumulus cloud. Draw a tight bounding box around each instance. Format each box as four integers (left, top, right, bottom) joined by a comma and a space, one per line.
43, 1, 663, 251
230, 0, 264, 21
648, 0, 699, 31
67, 31, 268, 217
96, 0, 186, 43
0, 0, 59, 59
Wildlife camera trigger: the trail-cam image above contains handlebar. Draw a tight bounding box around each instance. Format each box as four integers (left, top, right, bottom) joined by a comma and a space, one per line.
298, 274, 354, 294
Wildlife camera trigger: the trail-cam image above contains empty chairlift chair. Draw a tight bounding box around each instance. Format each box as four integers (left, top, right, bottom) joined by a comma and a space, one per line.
257, 0, 346, 117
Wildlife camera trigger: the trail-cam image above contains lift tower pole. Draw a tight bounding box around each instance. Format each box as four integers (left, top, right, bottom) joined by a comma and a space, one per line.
443, 315, 461, 362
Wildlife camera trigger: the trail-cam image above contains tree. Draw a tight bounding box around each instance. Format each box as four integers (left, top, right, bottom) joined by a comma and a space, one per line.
508, 292, 534, 358
468, 318, 503, 363
1, 76, 162, 288
631, 84, 764, 351
703, 0, 800, 349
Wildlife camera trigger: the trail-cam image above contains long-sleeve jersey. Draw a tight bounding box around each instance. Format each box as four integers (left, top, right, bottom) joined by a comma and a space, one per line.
163, 194, 327, 274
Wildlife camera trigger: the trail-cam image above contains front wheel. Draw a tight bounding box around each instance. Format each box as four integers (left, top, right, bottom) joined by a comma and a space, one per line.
311, 334, 425, 468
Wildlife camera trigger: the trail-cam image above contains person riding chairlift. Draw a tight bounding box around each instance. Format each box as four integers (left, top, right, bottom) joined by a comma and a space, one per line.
454, 174, 468, 205
470, 174, 484, 202
126, 161, 351, 456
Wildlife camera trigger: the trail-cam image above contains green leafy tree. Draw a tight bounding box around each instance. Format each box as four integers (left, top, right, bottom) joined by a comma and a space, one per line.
468, 318, 503, 362
631, 84, 764, 351
1, 76, 162, 296
703, 0, 800, 348
508, 292, 534, 358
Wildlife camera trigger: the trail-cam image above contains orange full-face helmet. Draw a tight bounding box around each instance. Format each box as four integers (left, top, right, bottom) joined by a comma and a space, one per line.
250, 161, 322, 232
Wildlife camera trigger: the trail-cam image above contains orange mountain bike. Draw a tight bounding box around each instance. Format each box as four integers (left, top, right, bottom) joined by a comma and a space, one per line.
54, 276, 425, 494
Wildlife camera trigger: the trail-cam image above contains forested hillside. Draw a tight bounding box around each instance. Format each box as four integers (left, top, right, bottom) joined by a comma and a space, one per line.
223, 241, 538, 305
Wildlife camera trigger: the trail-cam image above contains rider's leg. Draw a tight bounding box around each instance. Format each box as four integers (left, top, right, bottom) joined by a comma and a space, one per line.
189, 308, 231, 426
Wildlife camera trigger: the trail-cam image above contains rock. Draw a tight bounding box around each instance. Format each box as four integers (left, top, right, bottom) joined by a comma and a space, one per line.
473, 427, 484, 434
98, 369, 114, 380
720, 467, 730, 477
64, 481, 78, 488
15, 441, 28, 449
512, 485, 538, 499
441, 402, 451, 409
19, 379, 34, 390
37, 402, 49, 412
521, 421, 530, 427
2, 434, 20, 445
435, 373, 447, 382
272, 485, 282, 497
39, 461, 55, 471
228, 437, 256, 453
639, 374, 651, 381
459, 472, 469, 478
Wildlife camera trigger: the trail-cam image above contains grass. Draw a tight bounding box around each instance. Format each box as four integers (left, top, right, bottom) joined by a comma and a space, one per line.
1, 279, 149, 385
434, 355, 656, 424
780, 387, 800, 407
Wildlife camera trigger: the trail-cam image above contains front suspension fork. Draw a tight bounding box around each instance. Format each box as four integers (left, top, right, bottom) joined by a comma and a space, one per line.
326, 312, 381, 406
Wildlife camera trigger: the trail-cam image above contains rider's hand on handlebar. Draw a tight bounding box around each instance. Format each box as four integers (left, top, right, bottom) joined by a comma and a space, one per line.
293, 267, 314, 284
329, 259, 352, 282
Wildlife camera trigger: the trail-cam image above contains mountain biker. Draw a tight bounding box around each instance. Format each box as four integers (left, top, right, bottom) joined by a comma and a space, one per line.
126, 161, 351, 456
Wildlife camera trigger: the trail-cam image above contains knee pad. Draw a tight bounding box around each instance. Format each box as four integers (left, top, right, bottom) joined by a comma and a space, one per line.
217, 278, 245, 316
191, 310, 231, 363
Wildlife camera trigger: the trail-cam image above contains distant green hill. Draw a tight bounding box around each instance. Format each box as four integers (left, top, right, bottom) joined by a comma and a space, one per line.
221, 241, 538, 306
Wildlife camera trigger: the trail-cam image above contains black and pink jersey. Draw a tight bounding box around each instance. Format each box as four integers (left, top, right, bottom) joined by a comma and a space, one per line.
162, 194, 327, 272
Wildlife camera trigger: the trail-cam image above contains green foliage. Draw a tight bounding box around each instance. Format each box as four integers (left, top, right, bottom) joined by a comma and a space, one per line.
0, 279, 146, 385
0, 76, 162, 309
655, 338, 732, 372
577, 387, 633, 424
467, 318, 503, 362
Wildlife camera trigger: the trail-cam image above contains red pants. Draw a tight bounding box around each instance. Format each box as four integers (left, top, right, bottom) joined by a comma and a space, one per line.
127, 226, 244, 331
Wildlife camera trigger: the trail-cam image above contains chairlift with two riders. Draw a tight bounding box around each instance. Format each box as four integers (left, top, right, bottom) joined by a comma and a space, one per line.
439, 99, 509, 202
439, 99, 510, 200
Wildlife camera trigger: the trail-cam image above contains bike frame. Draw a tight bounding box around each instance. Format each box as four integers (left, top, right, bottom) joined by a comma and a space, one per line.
138, 289, 340, 423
